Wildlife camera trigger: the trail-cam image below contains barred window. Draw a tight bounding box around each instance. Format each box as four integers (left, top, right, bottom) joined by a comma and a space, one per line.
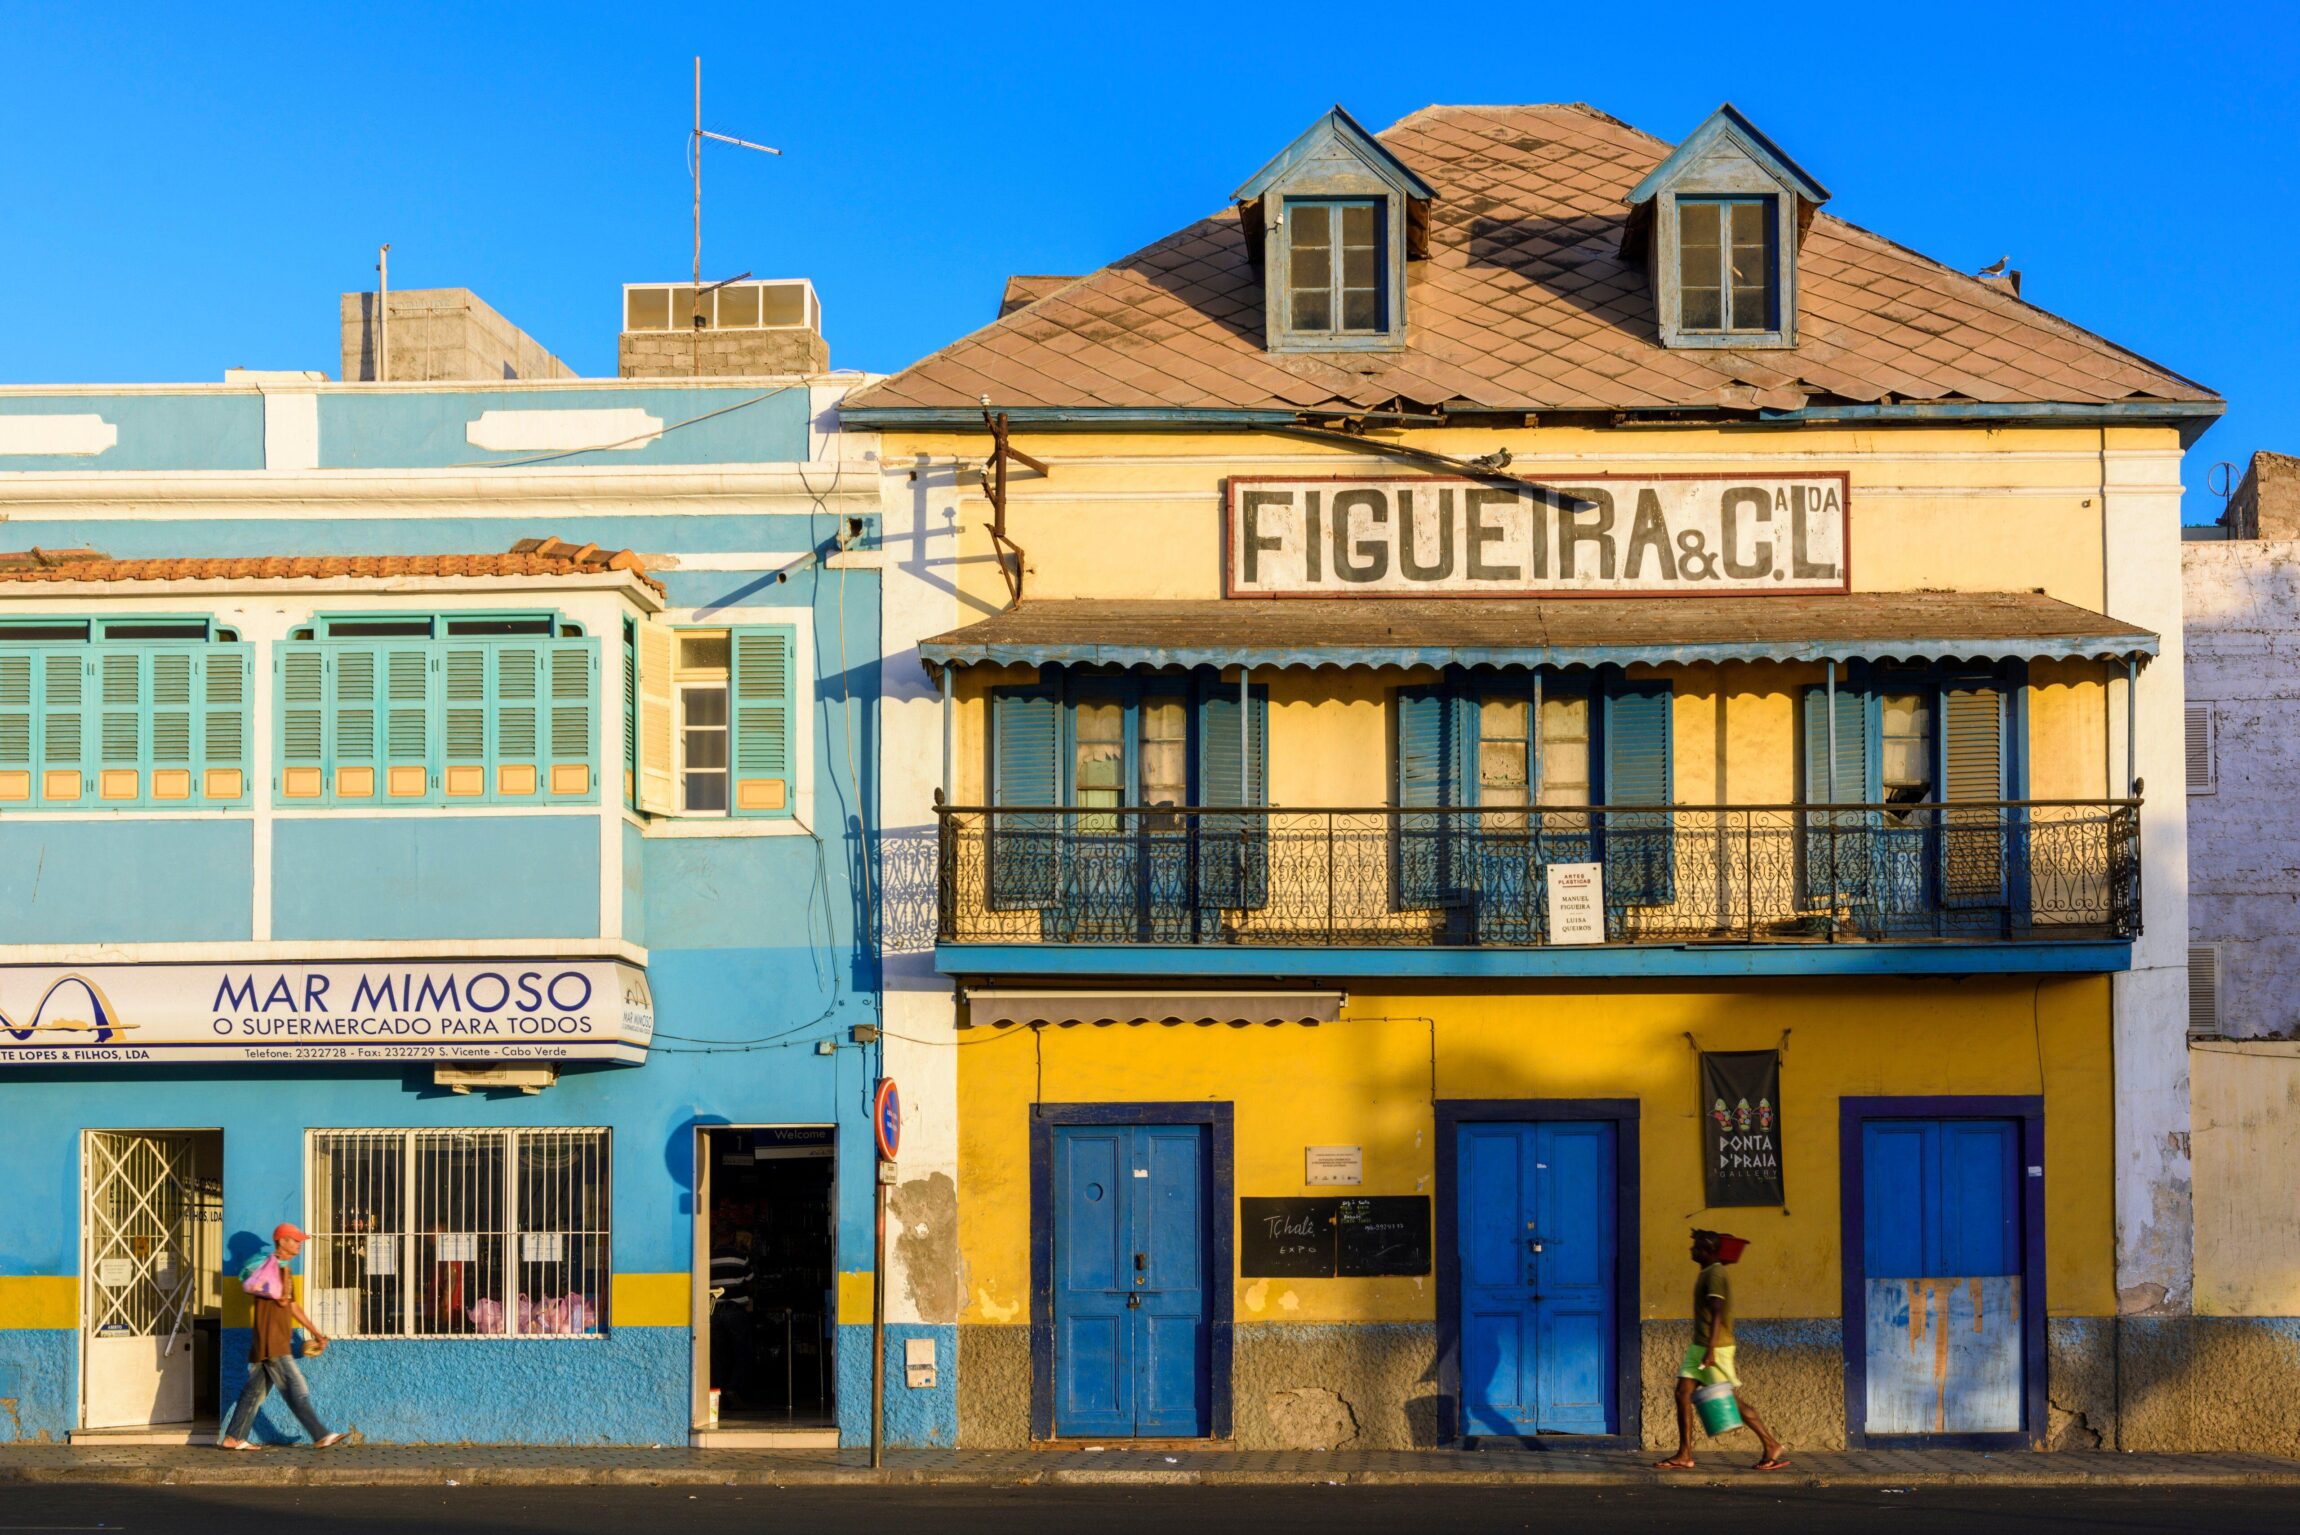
305, 1129, 609, 1339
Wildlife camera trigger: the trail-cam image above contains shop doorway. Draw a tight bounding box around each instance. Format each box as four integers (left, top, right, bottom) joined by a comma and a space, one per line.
80, 1130, 223, 1435
692, 1126, 837, 1436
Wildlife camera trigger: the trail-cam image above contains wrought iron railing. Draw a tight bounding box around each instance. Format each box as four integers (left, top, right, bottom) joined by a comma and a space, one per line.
933, 800, 2140, 948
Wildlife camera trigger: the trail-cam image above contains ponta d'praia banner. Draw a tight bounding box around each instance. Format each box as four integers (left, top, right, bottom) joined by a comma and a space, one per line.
1701, 1049, 1785, 1206
0, 960, 655, 1064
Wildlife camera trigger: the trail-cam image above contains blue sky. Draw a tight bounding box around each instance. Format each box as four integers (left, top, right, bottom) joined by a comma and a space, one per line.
1, 1, 2290, 520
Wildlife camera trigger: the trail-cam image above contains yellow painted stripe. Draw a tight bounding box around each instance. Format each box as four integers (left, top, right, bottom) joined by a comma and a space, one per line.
0, 1275, 77, 1329
611, 1272, 691, 1327
838, 1270, 874, 1324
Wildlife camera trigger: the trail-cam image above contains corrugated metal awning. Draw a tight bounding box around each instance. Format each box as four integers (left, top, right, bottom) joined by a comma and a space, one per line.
961, 988, 1347, 1026
919, 594, 2158, 673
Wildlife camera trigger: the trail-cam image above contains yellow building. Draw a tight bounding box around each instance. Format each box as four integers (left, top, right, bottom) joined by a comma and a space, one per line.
847, 104, 2214, 1451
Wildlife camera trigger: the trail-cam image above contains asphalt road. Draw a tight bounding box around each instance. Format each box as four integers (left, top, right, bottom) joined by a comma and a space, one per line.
0, 1483, 2291, 1534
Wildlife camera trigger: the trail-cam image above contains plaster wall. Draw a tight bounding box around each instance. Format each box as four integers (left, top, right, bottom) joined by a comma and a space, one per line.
2189, 1041, 2300, 1315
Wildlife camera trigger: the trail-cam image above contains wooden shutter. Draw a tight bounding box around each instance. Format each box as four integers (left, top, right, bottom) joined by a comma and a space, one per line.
2185, 703, 2215, 794
989, 686, 1061, 908
95, 648, 145, 803
2188, 943, 2221, 1038
278, 644, 328, 800
329, 645, 383, 801
145, 647, 197, 804
1941, 685, 2007, 909
1196, 681, 1269, 909
730, 627, 793, 817
622, 620, 639, 806
441, 644, 493, 800
545, 641, 598, 800
635, 620, 677, 814
491, 644, 542, 799
1395, 686, 1458, 908
1801, 683, 1870, 902
199, 646, 251, 803
382, 646, 431, 800
0, 649, 32, 804
1602, 679, 1675, 904
39, 651, 86, 805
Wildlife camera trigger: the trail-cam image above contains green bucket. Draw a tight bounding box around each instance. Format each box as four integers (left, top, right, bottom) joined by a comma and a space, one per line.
1693, 1382, 1744, 1435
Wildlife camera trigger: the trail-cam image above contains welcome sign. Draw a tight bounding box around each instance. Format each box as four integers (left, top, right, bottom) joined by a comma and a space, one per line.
0, 959, 654, 1065
1226, 473, 1849, 597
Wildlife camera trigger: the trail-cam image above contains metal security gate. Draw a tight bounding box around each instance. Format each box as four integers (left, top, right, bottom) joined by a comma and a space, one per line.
82, 1131, 207, 1429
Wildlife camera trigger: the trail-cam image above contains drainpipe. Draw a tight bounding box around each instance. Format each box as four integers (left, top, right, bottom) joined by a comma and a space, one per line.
2125, 654, 2139, 797
940, 666, 954, 805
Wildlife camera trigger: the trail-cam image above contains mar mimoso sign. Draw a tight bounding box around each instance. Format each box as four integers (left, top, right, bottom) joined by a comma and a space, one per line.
1226, 473, 1849, 597
0, 959, 655, 1066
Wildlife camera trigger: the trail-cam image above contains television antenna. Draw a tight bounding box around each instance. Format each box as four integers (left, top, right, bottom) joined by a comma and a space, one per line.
687, 56, 780, 332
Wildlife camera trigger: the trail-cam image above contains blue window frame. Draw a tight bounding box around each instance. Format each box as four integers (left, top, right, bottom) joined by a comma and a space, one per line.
1677, 195, 1776, 334
1283, 197, 1386, 341
0, 623, 252, 811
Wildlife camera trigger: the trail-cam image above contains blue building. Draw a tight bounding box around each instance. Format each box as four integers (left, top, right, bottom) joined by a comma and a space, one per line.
0, 308, 953, 1446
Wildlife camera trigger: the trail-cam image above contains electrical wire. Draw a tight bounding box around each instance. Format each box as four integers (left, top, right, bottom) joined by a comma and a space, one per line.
448, 387, 797, 471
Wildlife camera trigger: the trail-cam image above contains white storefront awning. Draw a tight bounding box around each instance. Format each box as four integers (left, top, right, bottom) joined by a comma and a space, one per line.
962, 988, 1347, 1027
0, 960, 654, 1066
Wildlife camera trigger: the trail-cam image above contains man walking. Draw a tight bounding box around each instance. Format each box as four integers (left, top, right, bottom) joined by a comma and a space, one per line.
218, 1222, 347, 1450
1656, 1228, 1788, 1471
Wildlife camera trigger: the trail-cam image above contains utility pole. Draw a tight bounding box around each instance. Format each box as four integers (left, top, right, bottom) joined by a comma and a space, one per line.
687, 57, 781, 377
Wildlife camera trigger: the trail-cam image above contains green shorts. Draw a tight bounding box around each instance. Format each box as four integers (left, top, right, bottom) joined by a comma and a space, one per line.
1678, 1343, 1739, 1386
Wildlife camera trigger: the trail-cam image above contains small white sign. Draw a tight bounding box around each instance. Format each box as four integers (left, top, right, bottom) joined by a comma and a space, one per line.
905, 1336, 937, 1389
433, 1232, 478, 1263
308, 1288, 359, 1336
1547, 862, 1607, 945
365, 1235, 400, 1275
153, 1261, 181, 1292
520, 1232, 565, 1263
96, 1257, 135, 1288
1305, 1146, 1364, 1186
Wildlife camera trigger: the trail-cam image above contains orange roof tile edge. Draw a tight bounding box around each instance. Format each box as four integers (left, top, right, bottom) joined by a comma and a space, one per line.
0, 539, 666, 594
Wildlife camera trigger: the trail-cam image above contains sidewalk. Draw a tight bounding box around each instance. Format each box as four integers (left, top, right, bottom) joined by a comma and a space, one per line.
4, 1442, 2299, 1489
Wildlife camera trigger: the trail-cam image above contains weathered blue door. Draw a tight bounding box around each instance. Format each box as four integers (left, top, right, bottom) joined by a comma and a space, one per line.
1860, 1118, 2025, 1435
1457, 1121, 1616, 1436
1052, 1124, 1210, 1437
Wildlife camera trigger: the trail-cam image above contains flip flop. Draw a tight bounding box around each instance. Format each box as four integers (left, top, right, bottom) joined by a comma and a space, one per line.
1753, 1456, 1792, 1471
314, 1432, 348, 1449
217, 1439, 259, 1452
1653, 1459, 1697, 1471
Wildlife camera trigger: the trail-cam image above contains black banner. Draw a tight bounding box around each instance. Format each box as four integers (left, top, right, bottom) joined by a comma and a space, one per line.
1701, 1050, 1785, 1207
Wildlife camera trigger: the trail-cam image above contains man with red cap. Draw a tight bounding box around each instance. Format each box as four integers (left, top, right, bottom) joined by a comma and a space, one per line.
217, 1222, 346, 1450
1656, 1228, 1788, 1472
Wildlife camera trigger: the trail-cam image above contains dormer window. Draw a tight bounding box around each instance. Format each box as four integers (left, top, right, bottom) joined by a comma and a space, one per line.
1624, 105, 1828, 352
1677, 195, 1776, 334
1287, 199, 1384, 335
1235, 106, 1433, 355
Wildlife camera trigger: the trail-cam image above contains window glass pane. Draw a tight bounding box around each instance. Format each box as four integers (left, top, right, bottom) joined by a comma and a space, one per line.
1727, 200, 1770, 331
1538, 693, 1591, 805
1074, 699, 1124, 809
626, 287, 670, 331
684, 773, 728, 811
308, 1132, 405, 1339
415, 1133, 505, 1337
1290, 202, 1332, 251
1881, 691, 1934, 802
758, 282, 806, 327
513, 1131, 608, 1336
669, 287, 708, 327
682, 688, 727, 727
1679, 200, 1723, 329
1292, 290, 1333, 332
1341, 289, 1379, 331
1340, 201, 1376, 246
679, 633, 730, 673
715, 284, 760, 327
683, 730, 727, 770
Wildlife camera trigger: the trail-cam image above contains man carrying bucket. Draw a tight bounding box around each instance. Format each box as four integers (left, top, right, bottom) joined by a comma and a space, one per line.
1655, 1228, 1789, 1472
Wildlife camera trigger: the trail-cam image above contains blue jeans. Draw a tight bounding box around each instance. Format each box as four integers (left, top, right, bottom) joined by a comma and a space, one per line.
224, 1356, 332, 1442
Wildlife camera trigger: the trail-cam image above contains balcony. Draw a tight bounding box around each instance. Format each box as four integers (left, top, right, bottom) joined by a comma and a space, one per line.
931, 801, 2141, 978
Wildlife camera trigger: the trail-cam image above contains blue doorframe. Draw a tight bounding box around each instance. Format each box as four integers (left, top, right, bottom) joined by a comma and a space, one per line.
1838, 1095, 2048, 1450
1434, 1098, 1641, 1449
1029, 1100, 1235, 1442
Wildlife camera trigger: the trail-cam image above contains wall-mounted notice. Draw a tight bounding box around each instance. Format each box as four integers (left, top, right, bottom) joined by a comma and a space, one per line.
1305, 1146, 1363, 1186
1547, 862, 1606, 945
520, 1232, 565, 1263
365, 1235, 400, 1275
1335, 1198, 1433, 1277
433, 1232, 478, 1263
1240, 1198, 1337, 1277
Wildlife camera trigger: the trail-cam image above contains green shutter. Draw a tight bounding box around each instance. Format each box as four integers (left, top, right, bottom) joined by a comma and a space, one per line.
1941, 684, 2007, 908
441, 644, 493, 800
1601, 679, 1674, 904
278, 644, 327, 801
989, 685, 1061, 907
622, 619, 639, 807
383, 646, 430, 800
95, 648, 144, 803
729, 627, 792, 818
1395, 685, 1457, 907
333, 645, 382, 800
0, 650, 32, 802
38, 651, 86, 805
1801, 683, 1872, 902
492, 644, 541, 800
1196, 681, 1268, 909
200, 646, 252, 803
544, 639, 598, 802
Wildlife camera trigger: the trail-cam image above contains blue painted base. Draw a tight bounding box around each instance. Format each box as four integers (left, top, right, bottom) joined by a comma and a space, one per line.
0, 1329, 74, 1443
834, 1323, 956, 1448
220, 1328, 688, 1446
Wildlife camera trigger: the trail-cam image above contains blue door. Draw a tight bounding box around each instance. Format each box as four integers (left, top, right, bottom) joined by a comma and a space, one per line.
1457, 1121, 1616, 1436
1860, 1118, 2025, 1435
1052, 1124, 1210, 1437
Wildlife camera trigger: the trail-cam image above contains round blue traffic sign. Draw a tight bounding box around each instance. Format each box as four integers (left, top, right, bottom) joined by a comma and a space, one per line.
874, 1078, 901, 1161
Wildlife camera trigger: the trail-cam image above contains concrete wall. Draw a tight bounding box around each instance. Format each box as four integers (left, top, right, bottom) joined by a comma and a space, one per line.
340, 289, 575, 384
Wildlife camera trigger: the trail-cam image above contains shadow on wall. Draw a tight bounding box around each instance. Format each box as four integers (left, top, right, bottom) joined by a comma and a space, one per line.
878, 826, 939, 956
666, 1115, 732, 1219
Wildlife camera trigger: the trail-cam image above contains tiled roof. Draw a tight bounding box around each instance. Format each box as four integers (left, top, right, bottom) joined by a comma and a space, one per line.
0, 537, 665, 593
920, 593, 2158, 671
853, 104, 2215, 417
1000, 276, 1084, 318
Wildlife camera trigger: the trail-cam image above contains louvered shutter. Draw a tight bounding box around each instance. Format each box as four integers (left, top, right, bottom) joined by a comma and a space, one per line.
2185, 704, 2216, 794
1941, 685, 2007, 908
39, 651, 86, 805
1801, 683, 1871, 903
635, 620, 677, 814
545, 640, 598, 800
278, 645, 327, 800
1196, 681, 1269, 909
1395, 686, 1459, 907
989, 686, 1061, 907
622, 621, 639, 806
440, 645, 492, 799
330, 645, 384, 801
1602, 679, 1675, 904
95, 648, 145, 804
490, 644, 541, 798
146, 647, 197, 804
383, 646, 431, 800
2188, 943, 2220, 1038
729, 627, 792, 817
0, 649, 32, 805
199, 646, 251, 803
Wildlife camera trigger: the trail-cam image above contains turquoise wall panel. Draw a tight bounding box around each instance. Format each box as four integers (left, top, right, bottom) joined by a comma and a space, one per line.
0, 393, 263, 471
0, 514, 846, 560
316, 386, 811, 469
0, 1329, 73, 1443
272, 817, 599, 942
837, 1323, 958, 1447
0, 820, 253, 943
621, 819, 645, 948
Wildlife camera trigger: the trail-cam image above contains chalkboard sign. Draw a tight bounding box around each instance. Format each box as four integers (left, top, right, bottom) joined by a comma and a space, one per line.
1240, 1198, 1336, 1277
1336, 1197, 1432, 1277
